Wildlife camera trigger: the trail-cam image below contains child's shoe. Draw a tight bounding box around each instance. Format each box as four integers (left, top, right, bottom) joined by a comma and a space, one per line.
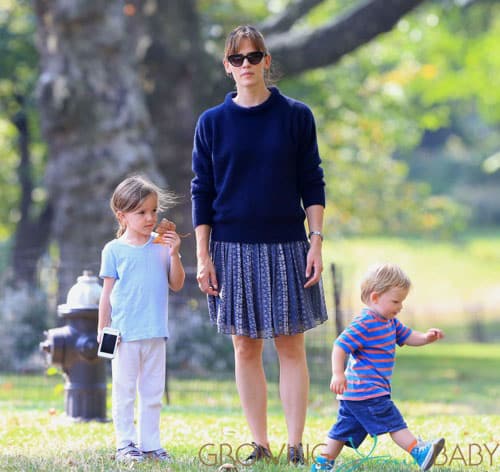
115, 443, 145, 463
310, 455, 335, 471
143, 447, 172, 462
410, 438, 445, 471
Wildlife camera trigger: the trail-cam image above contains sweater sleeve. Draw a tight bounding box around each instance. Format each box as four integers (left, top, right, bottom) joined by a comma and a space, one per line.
296, 105, 325, 208
191, 114, 215, 228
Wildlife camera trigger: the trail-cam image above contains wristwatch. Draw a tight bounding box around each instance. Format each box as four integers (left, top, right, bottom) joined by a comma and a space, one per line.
308, 231, 324, 241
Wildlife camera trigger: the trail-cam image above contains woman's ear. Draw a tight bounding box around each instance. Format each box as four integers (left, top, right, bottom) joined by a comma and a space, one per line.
264, 53, 272, 70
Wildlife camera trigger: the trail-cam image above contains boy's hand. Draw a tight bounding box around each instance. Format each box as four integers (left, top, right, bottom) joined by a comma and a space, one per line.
330, 372, 347, 394
425, 328, 445, 343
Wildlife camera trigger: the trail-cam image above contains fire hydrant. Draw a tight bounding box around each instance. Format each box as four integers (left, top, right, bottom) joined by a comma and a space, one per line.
40, 270, 107, 421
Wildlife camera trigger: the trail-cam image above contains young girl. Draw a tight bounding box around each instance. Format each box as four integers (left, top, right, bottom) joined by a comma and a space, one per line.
312, 263, 445, 471
191, 25, 328, 465
98, 175, 185, 463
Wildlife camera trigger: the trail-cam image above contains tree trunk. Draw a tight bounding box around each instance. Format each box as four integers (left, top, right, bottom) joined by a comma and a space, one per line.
34, 0, 162, 299
11, 100, 53, 286
126, 0, 224, 268
32, 0, 430, 297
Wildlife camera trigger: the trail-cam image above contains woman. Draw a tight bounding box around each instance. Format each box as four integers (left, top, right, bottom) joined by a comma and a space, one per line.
191, 25, 328, 465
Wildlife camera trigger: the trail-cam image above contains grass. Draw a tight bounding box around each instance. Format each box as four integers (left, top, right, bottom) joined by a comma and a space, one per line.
321, 231, 500, 339
1, 232, 499, 469
1, 343, 500, 471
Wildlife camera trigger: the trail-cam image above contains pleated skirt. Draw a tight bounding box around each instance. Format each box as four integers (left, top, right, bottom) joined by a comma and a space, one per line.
208, 240, 328, 339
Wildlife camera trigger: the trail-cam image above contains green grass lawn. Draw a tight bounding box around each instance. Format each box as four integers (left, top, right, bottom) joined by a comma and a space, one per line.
322, 232, 500, 332
1, 343, 499, 471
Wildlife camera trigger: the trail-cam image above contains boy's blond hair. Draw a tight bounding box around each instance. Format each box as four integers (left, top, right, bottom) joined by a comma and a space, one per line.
360, 263, 411, 304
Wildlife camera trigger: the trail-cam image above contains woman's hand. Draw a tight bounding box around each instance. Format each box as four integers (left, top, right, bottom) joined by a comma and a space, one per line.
197, 254, 219, 296
304, 239, 323, 288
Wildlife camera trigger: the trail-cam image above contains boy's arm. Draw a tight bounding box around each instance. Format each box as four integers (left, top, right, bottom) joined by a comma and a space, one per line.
405, 328, 445, 346
97, 277, 115, 342
330, 343, 348, 394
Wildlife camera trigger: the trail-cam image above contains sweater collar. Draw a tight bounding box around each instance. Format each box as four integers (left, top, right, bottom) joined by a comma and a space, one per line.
225, 86, 280, 114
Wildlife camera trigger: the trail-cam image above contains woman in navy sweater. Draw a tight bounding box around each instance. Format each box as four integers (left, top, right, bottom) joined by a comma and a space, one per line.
191, 25, 328, 465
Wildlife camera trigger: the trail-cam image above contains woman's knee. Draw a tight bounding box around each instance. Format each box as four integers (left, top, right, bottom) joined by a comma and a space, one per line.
232, 336, 263, 362
275, 334, 306, 362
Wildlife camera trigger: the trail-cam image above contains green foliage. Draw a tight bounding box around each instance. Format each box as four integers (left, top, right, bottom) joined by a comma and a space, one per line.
322, 231, 500, 329
0, 0, 47, 240
202, 0, 499, 235
0, 283, 50, 370
1, 0, 499, 244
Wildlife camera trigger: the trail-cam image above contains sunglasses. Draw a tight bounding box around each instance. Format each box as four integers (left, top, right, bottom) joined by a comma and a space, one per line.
227, 51, 266, 67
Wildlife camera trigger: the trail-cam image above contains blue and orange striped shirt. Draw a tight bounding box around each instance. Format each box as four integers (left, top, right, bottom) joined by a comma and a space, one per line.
335, 308, 412, 401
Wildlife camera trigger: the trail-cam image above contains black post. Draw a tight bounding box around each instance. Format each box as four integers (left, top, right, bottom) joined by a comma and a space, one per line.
331, 263, 344, 336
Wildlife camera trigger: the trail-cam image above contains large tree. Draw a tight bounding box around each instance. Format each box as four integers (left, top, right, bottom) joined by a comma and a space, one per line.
33, 0, 426, 297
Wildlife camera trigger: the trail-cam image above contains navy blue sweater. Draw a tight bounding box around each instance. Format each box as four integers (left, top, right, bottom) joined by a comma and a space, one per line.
191, 87, 325, 243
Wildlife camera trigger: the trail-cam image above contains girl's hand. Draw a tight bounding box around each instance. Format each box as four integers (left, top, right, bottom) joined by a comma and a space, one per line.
197, 255, 219, 296
96, 329, 121, 345
157, 230, 181, 255
425, 328, 445, 343
304, 240, 323, 288
330, 372, 347, 394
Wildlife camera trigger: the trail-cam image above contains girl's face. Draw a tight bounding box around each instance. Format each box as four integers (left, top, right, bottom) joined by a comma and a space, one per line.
369, 287, 409, 320
224, 38, 271, 90
118, 193, 158, 243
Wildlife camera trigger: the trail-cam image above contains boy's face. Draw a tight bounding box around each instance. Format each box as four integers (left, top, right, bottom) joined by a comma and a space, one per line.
369, 287, 409, 319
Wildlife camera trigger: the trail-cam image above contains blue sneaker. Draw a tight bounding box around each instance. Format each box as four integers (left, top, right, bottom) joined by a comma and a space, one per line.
310, 455, 335, 471
410, 438, 445, 471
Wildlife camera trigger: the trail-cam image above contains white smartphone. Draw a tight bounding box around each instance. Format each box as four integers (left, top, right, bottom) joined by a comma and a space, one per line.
97, 327, 120, 359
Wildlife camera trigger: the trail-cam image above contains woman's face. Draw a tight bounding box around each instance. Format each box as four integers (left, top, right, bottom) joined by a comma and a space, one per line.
224, 38, 271, 90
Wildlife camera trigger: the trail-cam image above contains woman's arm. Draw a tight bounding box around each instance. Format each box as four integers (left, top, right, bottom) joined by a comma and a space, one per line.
304, 204, 324, 288
195, 224, 219, 296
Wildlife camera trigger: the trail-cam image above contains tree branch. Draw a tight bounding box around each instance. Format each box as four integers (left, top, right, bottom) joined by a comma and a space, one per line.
258, 0, 325, 36
266, 0, 427, 77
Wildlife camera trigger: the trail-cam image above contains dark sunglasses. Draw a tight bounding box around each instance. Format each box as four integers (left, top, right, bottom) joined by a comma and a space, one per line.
227, 51, 266, 67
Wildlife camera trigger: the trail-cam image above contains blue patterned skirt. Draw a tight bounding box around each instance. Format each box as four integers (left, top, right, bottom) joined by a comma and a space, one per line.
208, 240, 328, 339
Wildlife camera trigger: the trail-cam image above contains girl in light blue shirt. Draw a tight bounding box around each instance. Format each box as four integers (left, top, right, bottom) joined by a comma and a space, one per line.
98, 175, 185, 463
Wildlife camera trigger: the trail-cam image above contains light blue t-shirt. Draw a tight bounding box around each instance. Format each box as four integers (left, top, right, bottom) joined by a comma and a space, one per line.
99, 235, 171, 342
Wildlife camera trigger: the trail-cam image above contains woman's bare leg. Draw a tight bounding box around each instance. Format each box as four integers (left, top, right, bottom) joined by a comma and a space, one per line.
274, 333, 309, 447
232, 335, 269, 448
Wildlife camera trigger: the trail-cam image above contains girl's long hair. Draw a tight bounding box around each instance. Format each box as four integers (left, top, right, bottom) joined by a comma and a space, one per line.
110, 175, 176, 238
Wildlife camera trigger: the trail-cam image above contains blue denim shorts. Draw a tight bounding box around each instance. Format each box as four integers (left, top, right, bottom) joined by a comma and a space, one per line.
328, 395, 407, 449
